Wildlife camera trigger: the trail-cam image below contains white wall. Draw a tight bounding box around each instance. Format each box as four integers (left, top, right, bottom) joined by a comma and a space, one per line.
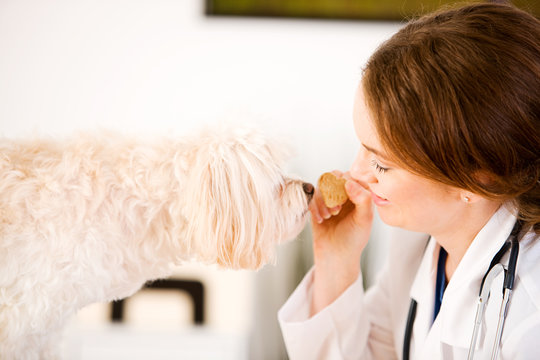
0, 1, 402, 358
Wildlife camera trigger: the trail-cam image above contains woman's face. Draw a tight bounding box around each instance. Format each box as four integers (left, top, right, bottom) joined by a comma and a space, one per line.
350, 86, 464, 235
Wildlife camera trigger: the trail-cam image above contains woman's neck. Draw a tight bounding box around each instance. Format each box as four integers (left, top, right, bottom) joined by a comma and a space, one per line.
434, 200, 501, 281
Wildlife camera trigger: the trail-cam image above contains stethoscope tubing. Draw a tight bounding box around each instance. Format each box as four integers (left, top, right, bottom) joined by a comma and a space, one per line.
403, 221, 523, 360
491, 289, 511, 360
467, 263, 504, 360
490, 237, 519, 360
402, 299, 417, 360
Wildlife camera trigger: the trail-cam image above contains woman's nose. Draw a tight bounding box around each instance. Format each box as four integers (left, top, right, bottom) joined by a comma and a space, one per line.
350, 150, 377, 183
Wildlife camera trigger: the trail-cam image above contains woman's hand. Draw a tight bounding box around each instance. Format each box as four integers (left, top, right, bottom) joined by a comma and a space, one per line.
310, 171, 373, 315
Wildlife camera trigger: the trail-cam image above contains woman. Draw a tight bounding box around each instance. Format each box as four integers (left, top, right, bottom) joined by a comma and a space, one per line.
279, 2, 540, 359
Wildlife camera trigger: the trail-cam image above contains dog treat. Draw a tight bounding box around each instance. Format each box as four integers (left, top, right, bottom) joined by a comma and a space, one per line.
317, 172, 349, 208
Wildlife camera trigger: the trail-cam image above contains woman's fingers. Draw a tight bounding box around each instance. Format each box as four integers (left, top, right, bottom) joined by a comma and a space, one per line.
311, 170, 359, 222
310, 187, 345, 224
309, 189, 328, 224
329, 204, 342, 216
331, 169, 344, 178
345, 179, 370, 205
311, 170, 371, 224
345, 179, 373, 226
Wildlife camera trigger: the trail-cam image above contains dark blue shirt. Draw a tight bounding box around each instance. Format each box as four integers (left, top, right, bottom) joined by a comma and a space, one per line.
433, 247, 448, 323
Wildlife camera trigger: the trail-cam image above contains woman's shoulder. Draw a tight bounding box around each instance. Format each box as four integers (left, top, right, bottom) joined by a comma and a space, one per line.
516, 231, 540, 309
501, 231, 540, 356
367, 227, 431, 296
386, 227, 431, 264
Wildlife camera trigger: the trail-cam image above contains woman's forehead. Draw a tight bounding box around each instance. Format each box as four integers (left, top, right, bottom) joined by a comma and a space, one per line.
353, 86, 381, 151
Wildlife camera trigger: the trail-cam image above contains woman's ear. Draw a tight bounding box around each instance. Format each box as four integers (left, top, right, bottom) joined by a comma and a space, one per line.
459, 191, 484, 204
459, 170, 501, 204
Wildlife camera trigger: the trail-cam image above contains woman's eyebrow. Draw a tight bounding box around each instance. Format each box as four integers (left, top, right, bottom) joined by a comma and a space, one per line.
362, 143, 390, 161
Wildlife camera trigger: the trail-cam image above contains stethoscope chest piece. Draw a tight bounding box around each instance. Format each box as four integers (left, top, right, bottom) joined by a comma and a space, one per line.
403, 221, 523, 360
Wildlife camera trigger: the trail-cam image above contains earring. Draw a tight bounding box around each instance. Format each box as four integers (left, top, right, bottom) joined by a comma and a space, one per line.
463, 196, 471, 203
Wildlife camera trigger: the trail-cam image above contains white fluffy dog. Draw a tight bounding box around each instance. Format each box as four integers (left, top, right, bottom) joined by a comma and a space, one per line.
0, 126, 313, 359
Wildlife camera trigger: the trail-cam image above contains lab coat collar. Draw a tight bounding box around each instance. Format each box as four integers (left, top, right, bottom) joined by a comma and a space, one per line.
409, 237, 438, 353
408, 205, 517, 352
439, 205, 516, 348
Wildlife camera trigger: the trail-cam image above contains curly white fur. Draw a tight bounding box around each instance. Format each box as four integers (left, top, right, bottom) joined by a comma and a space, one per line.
0, 126, 312, 359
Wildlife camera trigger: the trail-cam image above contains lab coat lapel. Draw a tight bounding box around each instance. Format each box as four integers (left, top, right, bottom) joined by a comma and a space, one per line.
408, 237, 438, 358
407, 206, 517, 359
438, 206, 517, 349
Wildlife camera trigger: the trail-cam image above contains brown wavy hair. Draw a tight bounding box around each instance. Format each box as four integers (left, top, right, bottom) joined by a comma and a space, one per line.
362, 2, 540, 233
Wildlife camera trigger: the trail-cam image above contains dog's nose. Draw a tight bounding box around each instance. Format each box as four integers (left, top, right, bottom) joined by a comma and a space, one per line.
302, 182, 314, 202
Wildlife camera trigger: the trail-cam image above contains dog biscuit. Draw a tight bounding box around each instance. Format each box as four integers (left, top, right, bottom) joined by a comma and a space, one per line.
317, 172, 348, 208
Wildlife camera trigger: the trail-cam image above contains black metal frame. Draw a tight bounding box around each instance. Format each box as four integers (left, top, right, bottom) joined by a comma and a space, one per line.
111, 279, 205, 325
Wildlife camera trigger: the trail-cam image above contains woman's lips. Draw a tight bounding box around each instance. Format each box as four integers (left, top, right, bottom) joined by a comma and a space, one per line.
371, 191, 390, 206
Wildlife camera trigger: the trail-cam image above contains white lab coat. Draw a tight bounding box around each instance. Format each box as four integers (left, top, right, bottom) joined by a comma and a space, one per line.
279, 206, 540, 359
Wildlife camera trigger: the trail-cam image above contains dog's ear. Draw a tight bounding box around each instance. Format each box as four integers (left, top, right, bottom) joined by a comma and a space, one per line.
182, 136, 277, 270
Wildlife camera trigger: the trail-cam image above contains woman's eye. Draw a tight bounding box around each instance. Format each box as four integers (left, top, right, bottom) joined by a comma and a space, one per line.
370, 159, 389, 173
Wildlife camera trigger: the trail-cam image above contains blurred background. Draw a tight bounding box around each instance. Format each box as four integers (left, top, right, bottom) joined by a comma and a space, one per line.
0, 0, 536, 359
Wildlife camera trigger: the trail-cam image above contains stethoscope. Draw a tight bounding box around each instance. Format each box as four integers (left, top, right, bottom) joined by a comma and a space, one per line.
402, 221, 523, 360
